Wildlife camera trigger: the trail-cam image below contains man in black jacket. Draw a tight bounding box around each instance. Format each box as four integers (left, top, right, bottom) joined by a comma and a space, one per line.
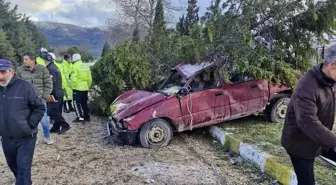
0, 59, 45, 185
42, 54, 71, 134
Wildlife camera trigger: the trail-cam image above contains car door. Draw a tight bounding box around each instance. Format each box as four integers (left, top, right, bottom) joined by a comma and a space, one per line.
179, 89, 218, 128
179, 69, 230, 129
228, 73, 263, 118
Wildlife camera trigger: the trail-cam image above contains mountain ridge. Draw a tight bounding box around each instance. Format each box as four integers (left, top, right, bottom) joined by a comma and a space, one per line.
35, 21, 106, 58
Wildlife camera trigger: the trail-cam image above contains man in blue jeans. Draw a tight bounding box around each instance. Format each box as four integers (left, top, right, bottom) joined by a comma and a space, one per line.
0, 59, 45, 185
17, 52, 54, 144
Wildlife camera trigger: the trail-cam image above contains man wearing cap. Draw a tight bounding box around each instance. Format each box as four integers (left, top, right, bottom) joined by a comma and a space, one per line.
0, 59, 45, 185
71, 53, 92, 123
36, 47, 48, 66
16, 52, 54, 145
282, 44, 336, 185
48, 52, 72, 113
43, 54, 71, 134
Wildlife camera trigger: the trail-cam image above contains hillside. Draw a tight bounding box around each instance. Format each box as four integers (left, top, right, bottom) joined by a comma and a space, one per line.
35, 21, 106, 58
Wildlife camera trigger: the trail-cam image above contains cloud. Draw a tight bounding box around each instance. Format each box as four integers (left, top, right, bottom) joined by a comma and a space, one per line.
50, 0, 116, 27
9, 0, 61, 13
8, 0, 117, 27
7, 0, 211, 27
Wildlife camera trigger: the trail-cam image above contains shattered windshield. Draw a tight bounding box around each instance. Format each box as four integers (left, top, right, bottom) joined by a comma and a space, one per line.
158, 71, 187, 94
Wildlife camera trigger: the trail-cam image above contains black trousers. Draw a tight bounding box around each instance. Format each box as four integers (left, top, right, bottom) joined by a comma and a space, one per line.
73, 90, 90, 119
48, 97, 70, 129
1, 135, 37, 185
63, 100, 74, 111
289, 150, 336, 185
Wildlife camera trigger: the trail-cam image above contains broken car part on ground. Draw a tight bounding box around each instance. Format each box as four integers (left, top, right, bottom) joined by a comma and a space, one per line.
107, 56, 292, 148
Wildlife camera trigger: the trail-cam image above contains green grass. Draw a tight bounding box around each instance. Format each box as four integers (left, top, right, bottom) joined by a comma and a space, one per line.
218, 116, 336, 185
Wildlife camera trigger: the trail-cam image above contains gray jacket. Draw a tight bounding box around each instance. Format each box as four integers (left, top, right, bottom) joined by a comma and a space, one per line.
16, 64, 53, 99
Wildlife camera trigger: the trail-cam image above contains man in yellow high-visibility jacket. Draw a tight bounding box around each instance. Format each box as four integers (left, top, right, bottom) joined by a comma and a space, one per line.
62, 54, 74, 112
71, 53, 92, 123
36, 47, 48, 66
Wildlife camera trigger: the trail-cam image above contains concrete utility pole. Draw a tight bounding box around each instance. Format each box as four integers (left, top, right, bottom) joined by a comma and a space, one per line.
50, 12, 54, 22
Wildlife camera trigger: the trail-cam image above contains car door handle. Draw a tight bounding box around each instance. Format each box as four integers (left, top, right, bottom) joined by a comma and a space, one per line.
249, 84, 257, 88
215, 91, 223, 96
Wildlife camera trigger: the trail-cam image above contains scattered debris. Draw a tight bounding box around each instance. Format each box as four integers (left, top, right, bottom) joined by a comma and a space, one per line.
230, 158, 237, 165
250, 173, 258, 180
144, 178, 155, 183
229, 156, 244, 165
236, 156, 244, 164
272, 180, 280, 185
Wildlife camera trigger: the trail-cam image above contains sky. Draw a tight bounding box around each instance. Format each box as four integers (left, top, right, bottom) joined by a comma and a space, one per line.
8, 0, 212, 27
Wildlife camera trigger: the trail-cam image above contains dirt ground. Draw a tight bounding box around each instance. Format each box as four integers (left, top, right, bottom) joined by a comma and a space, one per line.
0, 113, 272, 185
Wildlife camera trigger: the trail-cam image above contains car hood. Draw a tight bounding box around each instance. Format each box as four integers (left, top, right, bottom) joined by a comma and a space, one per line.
111, 90, 166, 121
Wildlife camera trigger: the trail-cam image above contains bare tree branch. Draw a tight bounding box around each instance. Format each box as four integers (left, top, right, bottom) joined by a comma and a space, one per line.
107, 0, 184, 42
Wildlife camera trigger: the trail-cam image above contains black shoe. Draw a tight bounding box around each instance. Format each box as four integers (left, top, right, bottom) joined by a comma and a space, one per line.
63, 108, 70, 113
59, 127, 71, 134
84, 117, 91, 122
50, 127, 60, 133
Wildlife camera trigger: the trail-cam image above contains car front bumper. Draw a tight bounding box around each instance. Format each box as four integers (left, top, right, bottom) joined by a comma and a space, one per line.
106, 119, 138, 145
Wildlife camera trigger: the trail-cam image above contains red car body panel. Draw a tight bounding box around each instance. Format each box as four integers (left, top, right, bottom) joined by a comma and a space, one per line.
112, 90, 166, 121
110, 62, 291, 132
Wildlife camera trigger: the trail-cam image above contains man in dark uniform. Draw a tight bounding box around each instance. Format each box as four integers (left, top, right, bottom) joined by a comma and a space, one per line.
42, 54, 71, 134
0, 59, 45, 185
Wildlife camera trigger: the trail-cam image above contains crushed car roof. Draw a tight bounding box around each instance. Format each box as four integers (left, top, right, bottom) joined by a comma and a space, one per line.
176, 60, 213, 78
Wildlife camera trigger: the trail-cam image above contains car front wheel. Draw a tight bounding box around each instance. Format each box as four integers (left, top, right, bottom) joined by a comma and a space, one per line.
268, 96, 290, 123
139, 119, 173, 148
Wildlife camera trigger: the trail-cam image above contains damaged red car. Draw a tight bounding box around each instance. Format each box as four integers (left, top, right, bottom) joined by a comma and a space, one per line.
107, 57, 291, 148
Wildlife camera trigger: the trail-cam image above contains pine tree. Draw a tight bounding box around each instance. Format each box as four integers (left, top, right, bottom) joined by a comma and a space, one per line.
67, 46, 93, 62
176, 0, 199, 36
151, 0, 167, 57
91, 42, 151, 114
68, 46, 81, 56
186, 0, 199, 26
176, 14, 187, 35
152, 0, 166, 36
201, 0, 221, 23
101, 42, 111, 57
182, 0, 199, 35
213, 0, 336, 87
0, 29, 14, 62
0, 1, 48, 65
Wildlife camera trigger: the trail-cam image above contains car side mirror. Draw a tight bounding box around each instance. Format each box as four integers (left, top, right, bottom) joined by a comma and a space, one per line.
176, 88, 188, 99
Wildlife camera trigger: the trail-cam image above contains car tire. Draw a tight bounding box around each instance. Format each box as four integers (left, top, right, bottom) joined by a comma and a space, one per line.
139, 119, 173, 148
267, 95, 290, 123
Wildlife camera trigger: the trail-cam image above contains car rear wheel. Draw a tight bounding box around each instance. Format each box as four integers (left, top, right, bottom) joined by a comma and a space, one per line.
139, 119, 173, 148
268, 96, 290, 123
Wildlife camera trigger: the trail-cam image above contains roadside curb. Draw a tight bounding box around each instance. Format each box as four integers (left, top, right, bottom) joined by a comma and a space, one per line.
209, 126, 297, 185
